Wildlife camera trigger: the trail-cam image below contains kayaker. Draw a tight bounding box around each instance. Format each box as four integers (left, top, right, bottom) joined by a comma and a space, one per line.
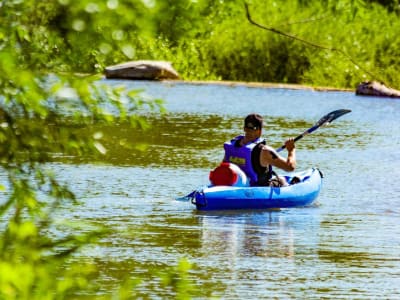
223, 113, 296, 186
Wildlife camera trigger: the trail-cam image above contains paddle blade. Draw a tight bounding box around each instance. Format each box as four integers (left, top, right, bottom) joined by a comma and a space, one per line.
175, 188, 202, 202
315, 109, 351, 127
175, 195, 192, 202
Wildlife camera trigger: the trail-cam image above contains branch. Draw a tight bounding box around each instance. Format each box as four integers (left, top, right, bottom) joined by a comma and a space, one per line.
244, 2, 383, 83
277, 14, 331, 27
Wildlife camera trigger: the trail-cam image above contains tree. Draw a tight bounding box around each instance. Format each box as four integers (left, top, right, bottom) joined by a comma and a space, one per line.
0, 1, 163, 298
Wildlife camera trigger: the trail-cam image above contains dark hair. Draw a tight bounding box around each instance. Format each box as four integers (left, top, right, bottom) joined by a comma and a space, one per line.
244, 113, 263, 130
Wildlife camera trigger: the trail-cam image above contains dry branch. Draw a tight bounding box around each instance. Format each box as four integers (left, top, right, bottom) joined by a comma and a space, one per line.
244, 2, 383, 84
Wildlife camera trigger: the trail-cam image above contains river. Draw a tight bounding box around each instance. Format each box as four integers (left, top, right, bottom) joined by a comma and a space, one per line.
45, 80, 400, 298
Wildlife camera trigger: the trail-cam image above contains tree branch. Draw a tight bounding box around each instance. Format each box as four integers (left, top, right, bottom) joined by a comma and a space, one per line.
244, 2, 383, 84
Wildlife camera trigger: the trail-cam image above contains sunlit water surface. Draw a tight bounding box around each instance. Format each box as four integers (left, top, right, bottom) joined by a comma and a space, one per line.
8, 81, 400, 298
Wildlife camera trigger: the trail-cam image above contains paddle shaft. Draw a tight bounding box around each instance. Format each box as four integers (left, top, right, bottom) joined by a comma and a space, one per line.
276, 125, 319, 152
276, 109, 351, 152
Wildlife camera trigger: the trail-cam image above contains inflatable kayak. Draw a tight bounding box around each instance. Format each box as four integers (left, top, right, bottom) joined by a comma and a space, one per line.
189, 165, 323, 211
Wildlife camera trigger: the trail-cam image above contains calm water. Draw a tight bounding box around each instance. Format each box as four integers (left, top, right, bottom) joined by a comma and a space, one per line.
28, 81, 400, 298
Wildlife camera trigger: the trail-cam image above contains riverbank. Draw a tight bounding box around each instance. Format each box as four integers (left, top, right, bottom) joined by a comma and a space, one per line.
163, 79, 354, 93
103, 61, 351, 93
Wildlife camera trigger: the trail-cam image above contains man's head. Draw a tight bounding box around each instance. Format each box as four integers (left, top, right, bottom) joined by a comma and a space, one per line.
243, 113, 263, 139
244, 113, 263, 131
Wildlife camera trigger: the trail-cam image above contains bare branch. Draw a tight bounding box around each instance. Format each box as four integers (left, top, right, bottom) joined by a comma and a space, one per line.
277, 14, 331, 27
244, 2, 383, 83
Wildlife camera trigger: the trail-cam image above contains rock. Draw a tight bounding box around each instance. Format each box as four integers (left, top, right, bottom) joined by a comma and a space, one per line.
356, 81, 400, 98
105, 60, 180, 80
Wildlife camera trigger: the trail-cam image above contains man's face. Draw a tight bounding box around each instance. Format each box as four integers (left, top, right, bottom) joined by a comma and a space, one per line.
244, 125, 261, 140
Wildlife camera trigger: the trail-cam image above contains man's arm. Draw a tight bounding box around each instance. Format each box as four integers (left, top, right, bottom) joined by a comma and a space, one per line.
259, 139, 296, 172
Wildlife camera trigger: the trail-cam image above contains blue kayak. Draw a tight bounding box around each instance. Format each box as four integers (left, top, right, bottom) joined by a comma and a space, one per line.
191, 168, 323, 211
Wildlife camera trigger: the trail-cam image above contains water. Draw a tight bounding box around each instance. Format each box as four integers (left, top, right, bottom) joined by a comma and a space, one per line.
8, 80, 400, 298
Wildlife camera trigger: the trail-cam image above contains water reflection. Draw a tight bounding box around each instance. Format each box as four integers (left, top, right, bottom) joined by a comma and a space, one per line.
196, 210, 317, 260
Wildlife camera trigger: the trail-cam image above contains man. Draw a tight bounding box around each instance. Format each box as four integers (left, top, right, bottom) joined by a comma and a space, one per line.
223, 113, 296, 186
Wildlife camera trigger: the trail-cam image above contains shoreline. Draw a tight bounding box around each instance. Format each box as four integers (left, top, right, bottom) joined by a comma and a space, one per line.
163, 79, 354, 93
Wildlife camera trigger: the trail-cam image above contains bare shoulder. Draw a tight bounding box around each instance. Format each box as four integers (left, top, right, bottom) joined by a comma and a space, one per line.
260, 144, 279, 160
260, 144, 275, 152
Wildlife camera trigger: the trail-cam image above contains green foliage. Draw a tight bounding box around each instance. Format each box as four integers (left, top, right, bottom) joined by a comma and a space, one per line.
114, 0, 399, 88
0, 0, 166, 299
160, 258, 197, 300
6, 0, 399, 88
192, 0, 400, 87
297, 0, 400, 87
0, 165, 105, 299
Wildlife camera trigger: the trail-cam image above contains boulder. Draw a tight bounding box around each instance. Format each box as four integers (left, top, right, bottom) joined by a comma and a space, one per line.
105, 60, 180, 80
356, 81, 400, 98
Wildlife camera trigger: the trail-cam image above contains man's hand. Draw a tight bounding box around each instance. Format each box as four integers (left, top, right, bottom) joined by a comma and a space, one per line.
284, 138, 295, 152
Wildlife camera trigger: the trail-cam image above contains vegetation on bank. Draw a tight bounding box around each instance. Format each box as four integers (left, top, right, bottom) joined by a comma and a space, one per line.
3, 0, 400, 88
29, 0, 399, 89
0, 0, 399, 298
160, 0, 400, 89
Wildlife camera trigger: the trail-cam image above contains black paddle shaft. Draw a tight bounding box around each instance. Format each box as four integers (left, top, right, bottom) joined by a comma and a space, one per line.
276, 109, 351, 152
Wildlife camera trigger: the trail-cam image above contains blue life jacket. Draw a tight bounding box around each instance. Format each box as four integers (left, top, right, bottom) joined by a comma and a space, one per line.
223, 135, 266, 185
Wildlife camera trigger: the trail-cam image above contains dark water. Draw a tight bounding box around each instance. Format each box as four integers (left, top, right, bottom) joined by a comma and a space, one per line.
21, 81, 400, 298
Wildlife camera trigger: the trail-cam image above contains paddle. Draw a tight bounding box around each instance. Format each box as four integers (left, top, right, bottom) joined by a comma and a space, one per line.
176, 189, 200, 202
275, 108, 351, 152
177, 108, 351, 201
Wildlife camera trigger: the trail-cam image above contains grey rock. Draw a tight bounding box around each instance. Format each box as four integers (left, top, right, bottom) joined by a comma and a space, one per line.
105, 60, 179, 80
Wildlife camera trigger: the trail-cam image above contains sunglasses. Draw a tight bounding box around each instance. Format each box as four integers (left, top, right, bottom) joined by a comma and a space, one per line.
244, 125, 260, 130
